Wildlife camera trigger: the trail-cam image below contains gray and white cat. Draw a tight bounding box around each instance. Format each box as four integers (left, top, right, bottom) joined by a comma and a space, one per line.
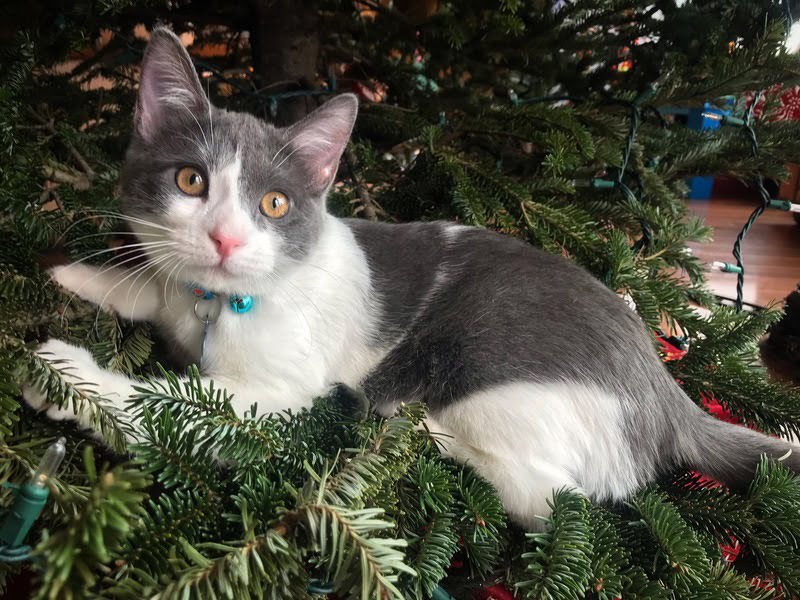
25, 28, 800, 529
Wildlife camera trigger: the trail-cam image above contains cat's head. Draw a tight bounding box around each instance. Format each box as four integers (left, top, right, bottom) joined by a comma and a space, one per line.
119, 27, 357, 295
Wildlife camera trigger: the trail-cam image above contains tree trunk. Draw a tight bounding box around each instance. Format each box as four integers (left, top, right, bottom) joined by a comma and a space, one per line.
249, 0, 321, 126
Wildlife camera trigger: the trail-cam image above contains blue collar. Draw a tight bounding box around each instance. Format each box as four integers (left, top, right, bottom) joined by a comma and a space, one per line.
188, 284, 254, 314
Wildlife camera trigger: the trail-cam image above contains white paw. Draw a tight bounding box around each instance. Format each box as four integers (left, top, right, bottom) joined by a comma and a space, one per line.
22, 339, 106, 424
49, 264, 84, 296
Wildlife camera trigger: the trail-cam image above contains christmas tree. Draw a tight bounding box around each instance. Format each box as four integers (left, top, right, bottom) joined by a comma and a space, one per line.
3, 0, 800, 598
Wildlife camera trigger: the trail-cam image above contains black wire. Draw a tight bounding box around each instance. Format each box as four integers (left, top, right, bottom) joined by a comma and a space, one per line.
618, 101, 654, 253
730, 91, 770, 312
713, 294, 764, 311
645, 105, 669, 129
618, 104, 641, 183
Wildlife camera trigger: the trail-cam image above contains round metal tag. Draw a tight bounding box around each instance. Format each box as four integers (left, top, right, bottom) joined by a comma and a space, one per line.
193, 296, 222, 324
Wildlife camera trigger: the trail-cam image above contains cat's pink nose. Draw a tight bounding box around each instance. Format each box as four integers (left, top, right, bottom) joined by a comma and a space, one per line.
209, 230, 243, 260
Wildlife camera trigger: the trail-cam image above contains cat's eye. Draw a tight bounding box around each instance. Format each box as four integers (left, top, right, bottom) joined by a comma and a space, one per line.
175, 166, 207, 197
260, 191, 289, 219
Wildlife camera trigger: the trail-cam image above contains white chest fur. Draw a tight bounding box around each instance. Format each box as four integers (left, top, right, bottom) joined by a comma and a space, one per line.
155, 217, 384, 411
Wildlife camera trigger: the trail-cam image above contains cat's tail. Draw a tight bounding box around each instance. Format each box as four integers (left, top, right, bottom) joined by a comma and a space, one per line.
680, 408, 800, 490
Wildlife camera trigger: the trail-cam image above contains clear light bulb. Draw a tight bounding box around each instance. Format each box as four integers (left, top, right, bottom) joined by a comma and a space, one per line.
30, 437, 66, 489
701, 111, 723, 122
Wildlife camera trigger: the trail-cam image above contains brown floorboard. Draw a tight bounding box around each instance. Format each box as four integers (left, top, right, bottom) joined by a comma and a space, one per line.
688, 197, 800, 307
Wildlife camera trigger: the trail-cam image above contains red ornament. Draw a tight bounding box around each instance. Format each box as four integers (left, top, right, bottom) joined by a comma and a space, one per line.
743, 85, 800, 121
721, 537, 741, 563
472, 584, 515, 600
656, 334, 687, 361
777, 87, 800, 121
351, 81, 376, 103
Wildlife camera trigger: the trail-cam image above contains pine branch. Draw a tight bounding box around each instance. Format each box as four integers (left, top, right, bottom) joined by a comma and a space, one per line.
33, 447, 148, 600
664, 472, 753, 543
0, 356, 20, 440
27, 108, 96, 181
13, 339, 130, 452
405, 514, 459, 600
744, 458, 800, 596
453, 468, 506, 578
147, 530, 308, 600
587, 506, 628, 599
345, 144, 379, 221
132, 408, 222, 499
92, 317, 152, 376
688, 562, 775, 600
628, 488, 709, 584
113, 490, 224, 579
516, 489, 593, 599
294, 469, 415, 600
397, 456, 460, 598
323, 402, 424, 508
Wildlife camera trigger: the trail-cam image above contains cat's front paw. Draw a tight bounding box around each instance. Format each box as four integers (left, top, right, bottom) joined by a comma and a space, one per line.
22, 339, 110, 425
48, 264, 84, 297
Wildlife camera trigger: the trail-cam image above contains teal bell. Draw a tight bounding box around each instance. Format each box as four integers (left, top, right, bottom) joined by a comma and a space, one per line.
229, 295, 253, 314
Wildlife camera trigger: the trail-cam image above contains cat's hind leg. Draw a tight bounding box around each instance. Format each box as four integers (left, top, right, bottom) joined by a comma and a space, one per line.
425, 411, 583, 531
426, 381, 642, 530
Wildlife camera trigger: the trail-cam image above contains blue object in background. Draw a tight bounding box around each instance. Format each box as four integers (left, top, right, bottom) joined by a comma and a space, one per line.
686, 102, 727, 199
660, 97, 735, 200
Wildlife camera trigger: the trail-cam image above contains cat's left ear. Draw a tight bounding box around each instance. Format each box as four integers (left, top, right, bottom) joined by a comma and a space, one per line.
286, 94, 358, 193
135, 27, 209, 140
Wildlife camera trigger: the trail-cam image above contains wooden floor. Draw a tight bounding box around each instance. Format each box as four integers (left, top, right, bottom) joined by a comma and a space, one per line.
688, 198, 800, 308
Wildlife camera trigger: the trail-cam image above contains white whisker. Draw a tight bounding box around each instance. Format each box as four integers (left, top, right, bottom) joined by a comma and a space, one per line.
171, 256, 190, 300
109, 251, 178, 323
91, 210, 177, 234
124, 250, 178, 305
67, 231, 167, 245
162, 254, 187, 309
59, 246, 176, 327
273, 142, 331, 171
208, 100, 215, 154
271, 135, 296, 165
169, 98, 211, 156
66, 240, 176, 268
129, 252, 179, 321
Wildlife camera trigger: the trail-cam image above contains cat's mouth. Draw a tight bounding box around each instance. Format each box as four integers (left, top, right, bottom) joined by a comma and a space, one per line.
210, 262, 234, 275
189, 261, 234, 280
184, 264, 246, 296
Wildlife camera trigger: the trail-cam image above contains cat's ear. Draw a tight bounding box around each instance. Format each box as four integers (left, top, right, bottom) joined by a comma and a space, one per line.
135, 27, 208, 140
286, 94, 358, 192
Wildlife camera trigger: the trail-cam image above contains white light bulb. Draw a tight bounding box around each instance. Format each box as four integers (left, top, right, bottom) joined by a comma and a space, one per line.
787, 22, 800, 53
30, 437, 66, 489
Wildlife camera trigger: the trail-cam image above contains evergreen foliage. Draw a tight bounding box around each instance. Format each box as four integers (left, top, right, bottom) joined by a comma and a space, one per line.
2, 0, 800, 597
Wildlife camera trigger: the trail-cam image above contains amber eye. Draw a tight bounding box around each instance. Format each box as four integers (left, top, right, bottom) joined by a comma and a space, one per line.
260, 191, 289, 219
175, 166, 207, 196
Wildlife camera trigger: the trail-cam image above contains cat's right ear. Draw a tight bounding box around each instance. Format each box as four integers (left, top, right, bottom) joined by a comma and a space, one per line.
135, 27, 208, 140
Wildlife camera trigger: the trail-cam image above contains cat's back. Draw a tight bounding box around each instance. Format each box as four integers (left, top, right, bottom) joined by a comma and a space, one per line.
346, 219, 665, 410
345, 218, 617, 319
